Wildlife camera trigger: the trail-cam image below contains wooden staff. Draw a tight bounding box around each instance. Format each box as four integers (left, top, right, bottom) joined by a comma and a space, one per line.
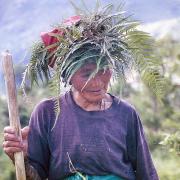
1, 51, 26, 180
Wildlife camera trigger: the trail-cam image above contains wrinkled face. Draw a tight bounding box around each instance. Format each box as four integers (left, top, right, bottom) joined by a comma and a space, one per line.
71, 63, 112, 103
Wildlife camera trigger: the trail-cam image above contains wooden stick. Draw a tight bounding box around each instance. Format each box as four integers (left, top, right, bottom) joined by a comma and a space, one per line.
1, 51, 26, 180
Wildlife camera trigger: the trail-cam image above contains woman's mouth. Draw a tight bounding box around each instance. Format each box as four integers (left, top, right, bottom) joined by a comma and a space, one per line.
91, 90, 101, 92
87, 89, 103, 95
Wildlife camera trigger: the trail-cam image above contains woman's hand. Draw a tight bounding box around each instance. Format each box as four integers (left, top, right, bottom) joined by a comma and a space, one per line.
2, 126, 29, 162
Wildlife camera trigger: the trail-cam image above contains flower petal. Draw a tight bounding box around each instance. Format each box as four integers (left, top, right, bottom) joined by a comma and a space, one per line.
63, 15, 81, 26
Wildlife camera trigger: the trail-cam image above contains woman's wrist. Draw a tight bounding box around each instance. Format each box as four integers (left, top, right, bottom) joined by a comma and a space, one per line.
24, 158, 41, 180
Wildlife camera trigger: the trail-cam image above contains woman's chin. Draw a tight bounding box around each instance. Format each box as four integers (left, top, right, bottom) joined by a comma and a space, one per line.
83, 92, 105, 103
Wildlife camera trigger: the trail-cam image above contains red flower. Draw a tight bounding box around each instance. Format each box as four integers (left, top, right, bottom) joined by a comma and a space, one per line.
40, 29, 63, 67
40, 29, 63, 48
40, 15, 81, 68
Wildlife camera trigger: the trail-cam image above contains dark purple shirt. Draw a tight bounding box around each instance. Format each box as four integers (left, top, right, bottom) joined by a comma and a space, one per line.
27, 91, 159, 180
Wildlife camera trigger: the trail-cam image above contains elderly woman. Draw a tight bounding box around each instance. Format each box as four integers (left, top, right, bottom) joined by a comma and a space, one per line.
3, 3, 160, 180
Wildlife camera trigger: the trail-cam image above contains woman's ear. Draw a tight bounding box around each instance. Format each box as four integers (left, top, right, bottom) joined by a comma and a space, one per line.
69, 76, 73, 85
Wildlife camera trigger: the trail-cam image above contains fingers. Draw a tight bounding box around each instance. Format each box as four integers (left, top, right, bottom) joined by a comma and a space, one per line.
2, 139, 27, 157
4, 126, 15, 134
4, 133, 20, 142
4, 126, 30, 141
21, 126, 30, 139
2, 140, 23, 149
3, 126, 28, 161
3, 147, 22, 155
2, 140, 23, 161
4, 126, 20, 143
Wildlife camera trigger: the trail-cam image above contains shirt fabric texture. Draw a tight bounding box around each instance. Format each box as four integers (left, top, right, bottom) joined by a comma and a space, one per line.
27, 91, 159, 180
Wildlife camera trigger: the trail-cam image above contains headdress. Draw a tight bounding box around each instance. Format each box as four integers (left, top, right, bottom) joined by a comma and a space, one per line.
21, 2, 164, 106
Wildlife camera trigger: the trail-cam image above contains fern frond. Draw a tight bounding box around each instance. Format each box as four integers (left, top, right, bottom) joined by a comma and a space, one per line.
126, 29, 165, 100
22, 1, 166, 128
48, 65, 61, 130
69, 0, 87, 15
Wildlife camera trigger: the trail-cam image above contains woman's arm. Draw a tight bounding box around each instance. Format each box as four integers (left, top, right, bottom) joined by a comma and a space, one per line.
27, 100, 51, 179
25, 159, 41, 180
127, 109, 159, 180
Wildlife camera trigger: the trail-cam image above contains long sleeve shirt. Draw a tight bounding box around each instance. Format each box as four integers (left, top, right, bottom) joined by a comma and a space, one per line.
27, 91, 159, 180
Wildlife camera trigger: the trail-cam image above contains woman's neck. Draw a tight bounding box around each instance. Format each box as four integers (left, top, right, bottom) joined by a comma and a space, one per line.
71, 88, 112, 111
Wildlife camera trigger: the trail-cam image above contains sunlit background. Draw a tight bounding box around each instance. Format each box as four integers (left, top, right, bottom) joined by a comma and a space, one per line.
0, 0, 180, 179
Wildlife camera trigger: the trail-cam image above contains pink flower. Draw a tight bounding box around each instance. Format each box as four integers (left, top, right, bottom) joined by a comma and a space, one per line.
40, 15, 81, 68
63, 15, 81, 26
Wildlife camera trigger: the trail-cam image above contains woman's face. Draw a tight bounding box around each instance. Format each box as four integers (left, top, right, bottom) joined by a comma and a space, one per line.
70, 63, 112, 103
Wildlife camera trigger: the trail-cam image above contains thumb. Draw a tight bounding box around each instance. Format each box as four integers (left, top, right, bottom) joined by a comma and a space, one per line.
21, 126, 30, 139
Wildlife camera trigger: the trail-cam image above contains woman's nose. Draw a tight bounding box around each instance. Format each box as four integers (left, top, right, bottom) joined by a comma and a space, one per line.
91, 76, 103, 87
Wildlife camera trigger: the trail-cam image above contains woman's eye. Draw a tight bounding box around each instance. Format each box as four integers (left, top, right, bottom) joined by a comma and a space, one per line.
98, 70, 104, 74
82, 73, 91, 78
81, 71, 92, 78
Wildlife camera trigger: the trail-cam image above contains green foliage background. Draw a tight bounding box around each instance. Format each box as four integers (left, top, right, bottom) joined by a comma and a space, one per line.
0, 36, 180, 179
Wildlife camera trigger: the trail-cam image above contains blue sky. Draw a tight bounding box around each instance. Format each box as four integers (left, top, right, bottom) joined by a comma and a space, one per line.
1, 0, 180, 63
0, 0, 180, 92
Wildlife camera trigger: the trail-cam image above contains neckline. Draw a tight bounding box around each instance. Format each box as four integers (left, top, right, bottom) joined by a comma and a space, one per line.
68, 90, 116, 115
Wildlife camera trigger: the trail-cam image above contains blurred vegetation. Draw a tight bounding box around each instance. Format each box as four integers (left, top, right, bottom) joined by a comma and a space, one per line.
0, 36, 180, 179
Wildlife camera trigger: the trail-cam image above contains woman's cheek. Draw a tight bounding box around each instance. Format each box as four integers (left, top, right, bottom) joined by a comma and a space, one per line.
72, 78, 87, 91
102, 72, 112, 83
